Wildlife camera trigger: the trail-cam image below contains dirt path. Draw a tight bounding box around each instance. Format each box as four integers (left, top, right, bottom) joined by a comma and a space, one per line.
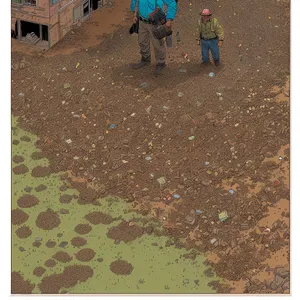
11, 0, 290, 294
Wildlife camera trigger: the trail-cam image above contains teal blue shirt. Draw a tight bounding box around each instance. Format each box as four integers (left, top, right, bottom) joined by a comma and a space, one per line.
130, 0, 177, 21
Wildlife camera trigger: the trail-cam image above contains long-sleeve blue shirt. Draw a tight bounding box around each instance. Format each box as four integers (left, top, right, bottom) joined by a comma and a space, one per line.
130, 0, 177, 21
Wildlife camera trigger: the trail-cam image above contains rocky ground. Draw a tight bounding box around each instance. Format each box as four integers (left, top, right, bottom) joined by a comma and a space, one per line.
12, 0, 290, 294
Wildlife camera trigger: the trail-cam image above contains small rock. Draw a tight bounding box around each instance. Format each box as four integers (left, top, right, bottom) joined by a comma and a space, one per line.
57, 233, 63, 238
157, 177, 166, 186
210, 238, 217, 244
97, 258, 104, 263
270, 282, 277, 290
114, 239, 121, 245
274, 275, 284, 287
60, 209, 69, 214
19, 247, 25, 252
35, 237, 43, 242
24, 186, 32, 193
178, 92, 184, 97
59, 241, 68, 248
201, 180, 210, 186
276, 268, 289, 279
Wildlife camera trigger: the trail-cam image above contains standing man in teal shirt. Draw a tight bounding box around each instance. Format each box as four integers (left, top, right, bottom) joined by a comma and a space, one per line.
130, 0, 177, 76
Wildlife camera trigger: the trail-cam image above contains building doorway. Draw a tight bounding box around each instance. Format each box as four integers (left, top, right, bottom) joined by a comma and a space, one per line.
42, 25, 49, 41
20, 20, 40, 38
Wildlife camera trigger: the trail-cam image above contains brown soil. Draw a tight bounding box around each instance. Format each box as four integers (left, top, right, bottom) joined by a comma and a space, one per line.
12, 140, 20, 145
45, 240, 56, 248
17, 194, 39, 208
11, 271, 35, 294
31, 151, 44, 160
52, 251, 73, 263
33, 266, 46, 277
59, 194, 73, 204
15, 226, 32, 239
36, 209, 61, 230
12, 155, 24, 164
20, 136, 31, 142
84, 211, 114, 225
78, 187, 100, 205
107, 220, 144, 242
71, 237, 87, 248
75, 248, 96, 262
38, 265, 93, 294
110, 260, 133, 276
35, 184, 47, 192
11, 209, 29, 225
33, 241, 42, 248
13, 164, 29, 175
74, 224, 92, 235
44, 259, 57, 268
31, 166, 51, 177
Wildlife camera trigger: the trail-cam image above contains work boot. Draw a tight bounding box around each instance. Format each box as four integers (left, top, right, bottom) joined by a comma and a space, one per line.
131, 59, 150, 69
154, 63, 166, 76
214, 60, 220, 67
200, 61, 210, 67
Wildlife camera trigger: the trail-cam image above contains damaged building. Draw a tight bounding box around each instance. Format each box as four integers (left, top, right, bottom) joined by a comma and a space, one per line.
11, 0, 103, 49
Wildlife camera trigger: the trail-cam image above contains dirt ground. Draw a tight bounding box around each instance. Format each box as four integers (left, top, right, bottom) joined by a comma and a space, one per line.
11, 0, 290, 294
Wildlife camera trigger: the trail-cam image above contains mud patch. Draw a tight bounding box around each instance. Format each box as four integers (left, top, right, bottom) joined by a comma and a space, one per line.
20, 136, 31, 142
15, 226, 32, 239
75, 248, 96, 262
45, 240, 56, 248
13, 164, 29, 175
107, 220, 144, 242
33, 267, 46, 277
31, 151, 44, 160
78, 187, 100, 205
13, 140, 20, 145
11, 271, 35, 294
12, 155, 24, 164
44, 259, 57, 268
17, 194, 39, 208
85, 211, 114, 225
110, 260, 133, 276
74, 224, 92, 235
36, 209, 61, 230
38, 265, 93, 294
71, 237, 87, 248
59, 194, 73, 204
35, 184, 47, 192
11, 209, 29, 225
31, 166, 51, 177
52, 251, 72, 263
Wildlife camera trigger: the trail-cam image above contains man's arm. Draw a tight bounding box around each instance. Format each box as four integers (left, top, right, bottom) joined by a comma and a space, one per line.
214, 19, 224, 40
163, 0, 177, 21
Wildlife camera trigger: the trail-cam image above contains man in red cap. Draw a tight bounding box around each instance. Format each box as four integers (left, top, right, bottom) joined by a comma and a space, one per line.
196, 8, 224, 66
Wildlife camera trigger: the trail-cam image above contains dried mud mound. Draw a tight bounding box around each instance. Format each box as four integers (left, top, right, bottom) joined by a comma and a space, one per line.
31, 166, 51, 177
17, 194, 39, 208
75, 248, 96, 262
107, 220, 144, 242
110, 260, 133, 276
11, 209, 29, 225
85, 211, 114, 225
31, 151, 44, 160
13, 164, 29, 175
59, 194, 73, 204
36, 209, 61, 230
45, 240, 56, 248
12, 155, 24, 164
35, 184, 47, 192
11, 272, 35, 294
33, 267, 46, 277
15, 226, 32, 239
74, 224, 92, 235
45, 259, 57, 268
52, 251, 72, 263
38, 265, 93, 294
71, 237, 87, 248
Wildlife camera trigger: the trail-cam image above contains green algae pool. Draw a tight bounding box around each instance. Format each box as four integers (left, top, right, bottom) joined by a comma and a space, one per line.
12, 116, 220, 294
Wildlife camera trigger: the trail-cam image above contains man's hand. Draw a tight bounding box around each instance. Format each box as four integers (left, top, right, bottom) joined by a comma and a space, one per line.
218, 40, 223, 47
133, 13, 138, 24
166, 19, 172, 27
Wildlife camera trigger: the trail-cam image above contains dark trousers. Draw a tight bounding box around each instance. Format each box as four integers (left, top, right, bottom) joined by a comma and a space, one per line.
201, 38, 220, 63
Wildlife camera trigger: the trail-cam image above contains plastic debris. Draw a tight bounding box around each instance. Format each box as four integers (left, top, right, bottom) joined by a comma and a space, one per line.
76, 62, 80, 68
204, 161, 210, 166
82, 114, 87, 119
140, 82, 148, 88
163, 106, 169, 111
179, 68, 187, 73
279, 156, 283, 160
145, 106, 152, 114
173, 194, 181, 199
178, 92, 184, 97
128, 221, 135, 227
64, 83, 71, 89
219, 211, 229, 222
66, 139, 72, 144
195, 210, 202, 215
157, 177, 166, 185
81, 87, 85, 91
210, 238, 217, 244
209, 72, 216, 77
163, 194, 173, 202
19, 93, 25, 97
228, 189, 235, 195
109, 124, 116, 129
188, 136, 195, 141
145, 156, 152, 161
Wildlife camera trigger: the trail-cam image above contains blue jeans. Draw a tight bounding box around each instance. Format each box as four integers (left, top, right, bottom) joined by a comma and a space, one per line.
201, 38, 220, 63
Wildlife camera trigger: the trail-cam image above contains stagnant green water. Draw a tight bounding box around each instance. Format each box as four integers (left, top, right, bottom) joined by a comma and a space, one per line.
12, 116, 220, 294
